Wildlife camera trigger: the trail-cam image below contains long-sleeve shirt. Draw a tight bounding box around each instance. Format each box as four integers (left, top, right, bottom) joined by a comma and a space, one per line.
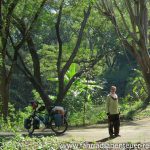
106, 94, 119, 115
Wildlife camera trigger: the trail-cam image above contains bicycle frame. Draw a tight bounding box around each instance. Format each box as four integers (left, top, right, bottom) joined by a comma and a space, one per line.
29, 109, 51, 127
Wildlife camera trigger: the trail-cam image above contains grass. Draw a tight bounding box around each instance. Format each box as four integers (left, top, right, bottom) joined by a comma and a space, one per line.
0, 134, 87, 150
133, 104, 150, 120
0, 134, 60, 150
120, 100, 150, 120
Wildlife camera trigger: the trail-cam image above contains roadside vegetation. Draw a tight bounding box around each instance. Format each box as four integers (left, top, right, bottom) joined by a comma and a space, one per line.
0, 0, 150, 149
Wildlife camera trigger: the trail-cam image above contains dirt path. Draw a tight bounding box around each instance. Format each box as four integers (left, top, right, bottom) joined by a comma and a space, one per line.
0, 118, 150, 143
57, 118, 150, 143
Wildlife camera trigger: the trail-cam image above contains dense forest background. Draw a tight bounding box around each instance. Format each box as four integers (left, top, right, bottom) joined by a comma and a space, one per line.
0, 0, 150, 126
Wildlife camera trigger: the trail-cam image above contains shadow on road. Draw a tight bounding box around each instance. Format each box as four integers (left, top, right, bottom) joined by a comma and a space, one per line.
87, 136, 117, 144
26, 132, 55, 138
96, 136, 117, 142
25, 132, 67, 138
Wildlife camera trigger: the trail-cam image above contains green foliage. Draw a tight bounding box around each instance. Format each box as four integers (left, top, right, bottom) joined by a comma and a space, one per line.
125, 69, 148, 101
1, 0, 149, 129
0, 104, 32, 132
1, 135, 59, 150
65, 63, 79, 85
0, 37, 2, 68
119, 95, 149, 120
68, 104, 106, 126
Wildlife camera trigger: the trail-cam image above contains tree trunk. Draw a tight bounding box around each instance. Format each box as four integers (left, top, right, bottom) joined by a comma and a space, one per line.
56, 91, 64, 105
27, 35, 42, 84
56, 73, 65, 105
0, 69, 9, 119
27, 75, 53, 109
141, 68, 150, 99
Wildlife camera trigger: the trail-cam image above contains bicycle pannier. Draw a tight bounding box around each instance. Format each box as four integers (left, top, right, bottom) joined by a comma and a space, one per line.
24, 118, 32, 129
54, 114, 63, 126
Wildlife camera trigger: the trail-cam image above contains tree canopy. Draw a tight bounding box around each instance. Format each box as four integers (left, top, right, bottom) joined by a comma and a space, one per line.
0, 0, 149, 119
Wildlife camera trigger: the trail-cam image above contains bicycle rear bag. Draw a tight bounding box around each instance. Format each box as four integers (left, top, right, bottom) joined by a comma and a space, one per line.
54, 114, 63, 126
33, 118, 40, 129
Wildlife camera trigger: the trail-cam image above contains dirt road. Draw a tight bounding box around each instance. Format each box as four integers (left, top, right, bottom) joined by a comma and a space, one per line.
57, 118, 150, 143
0, 118, 150, 143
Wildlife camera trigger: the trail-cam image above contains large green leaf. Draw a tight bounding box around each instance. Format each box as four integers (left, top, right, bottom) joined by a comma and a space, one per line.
64, 63, 78, 84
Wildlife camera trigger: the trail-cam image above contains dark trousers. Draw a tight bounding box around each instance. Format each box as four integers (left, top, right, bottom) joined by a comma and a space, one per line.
108, 114, 120, 136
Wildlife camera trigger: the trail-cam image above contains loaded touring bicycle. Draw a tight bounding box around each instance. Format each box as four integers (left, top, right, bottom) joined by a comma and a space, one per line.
24, 101, 68, 135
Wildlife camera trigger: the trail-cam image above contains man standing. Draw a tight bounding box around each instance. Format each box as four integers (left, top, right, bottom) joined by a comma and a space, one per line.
106, 86, 120, 137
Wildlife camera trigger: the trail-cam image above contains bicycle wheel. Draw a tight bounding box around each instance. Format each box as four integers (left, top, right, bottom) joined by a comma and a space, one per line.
50, 117, 68, 135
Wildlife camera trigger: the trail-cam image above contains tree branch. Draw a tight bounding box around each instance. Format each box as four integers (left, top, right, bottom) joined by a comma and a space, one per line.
12, 0, 47, 51
6, 50, 53, 107
96, 1, 140, 63
6, 0, 47, 82
114, 0, 139, 43
63, 51, 109, 99
12, 16, 42, 83
62, 5, 91, 75
2, 0, 19, 58
56, 0, 64, 75
0, 0, 2, 29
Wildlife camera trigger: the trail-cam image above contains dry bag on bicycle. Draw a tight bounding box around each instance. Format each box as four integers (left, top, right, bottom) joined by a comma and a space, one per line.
52, 106, 65, 126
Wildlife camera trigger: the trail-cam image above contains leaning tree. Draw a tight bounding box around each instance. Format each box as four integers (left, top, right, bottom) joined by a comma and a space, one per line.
96, 0, 150, 102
